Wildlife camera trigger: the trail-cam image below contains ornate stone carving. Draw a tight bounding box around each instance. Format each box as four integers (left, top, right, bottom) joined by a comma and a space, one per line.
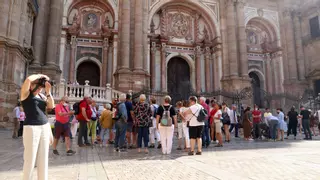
160, 9, 168, 38
103, 38, 109, 48
150, 19, 155, 34
257, 8, 264, 17
247, 31, 258, 44
194, 13, 200, 43
68, 14, 80, 35
169, 12, 190, 38
85, 13, 98, 28
102, 16, 112, 38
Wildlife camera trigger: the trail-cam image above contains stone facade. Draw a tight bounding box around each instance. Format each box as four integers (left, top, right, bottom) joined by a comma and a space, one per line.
1, 0, 320, 128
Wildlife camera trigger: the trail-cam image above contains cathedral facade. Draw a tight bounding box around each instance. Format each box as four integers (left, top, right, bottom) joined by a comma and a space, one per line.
1, 0, 320, 127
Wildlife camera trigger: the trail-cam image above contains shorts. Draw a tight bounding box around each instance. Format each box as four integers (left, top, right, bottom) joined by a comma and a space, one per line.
54, 122, 71, 139
178, 122, 183, 139
127, 122, 133, 132
214, 120, 222, 133
188, 125, 204, 139
222, 121, 231, 125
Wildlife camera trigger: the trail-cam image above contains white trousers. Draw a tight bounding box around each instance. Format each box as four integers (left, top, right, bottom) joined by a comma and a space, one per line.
70, 122, 78, 137
181, 122, 190, 148
149, 118, 160, 144
159, 125, 174, 154
23, 123, 52, 180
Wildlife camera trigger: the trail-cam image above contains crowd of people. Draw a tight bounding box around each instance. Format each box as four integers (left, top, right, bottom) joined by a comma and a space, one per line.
14, 73, 320, 180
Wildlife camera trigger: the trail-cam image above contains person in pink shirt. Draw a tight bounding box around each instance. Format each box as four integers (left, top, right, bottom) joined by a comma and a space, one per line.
53, 96, 76, 156
18, 107, 25, 137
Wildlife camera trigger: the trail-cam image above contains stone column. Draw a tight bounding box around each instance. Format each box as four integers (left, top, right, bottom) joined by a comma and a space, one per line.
102, 38, 109, 86
119, 0, 130, 70
264, 54, 273, 94
226, 0, 239, 77
236, 0, 248, 77
150, 41, 157, 90
213, 46, 223, 91
68, 36, 77, 83
161, 43, 167, 92
293, 13, 305, 80
283, 10, 298, 80
32, 0, 50, 65
18, 1, 27, 46
205, 47, 211, 92
195, 46, 201, 94
133, 0, 143, 72
45, 0, 63, 66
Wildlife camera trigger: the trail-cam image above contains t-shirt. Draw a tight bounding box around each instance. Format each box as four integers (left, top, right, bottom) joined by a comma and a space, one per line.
188, 104, 205, 127
13, 106, 20, 119
300, 110, 310, 120
157, 105, 176, 124
125, 101, 133, 122
212, 109, 222, 121
76, 100, 92, 121
55, 104, 70, 124
252, 110, 262, 123
19, 112, 26, 121
287, 111, 298, 122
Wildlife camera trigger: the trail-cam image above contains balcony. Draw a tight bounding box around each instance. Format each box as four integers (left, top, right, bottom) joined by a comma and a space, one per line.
51, 79, 125, 104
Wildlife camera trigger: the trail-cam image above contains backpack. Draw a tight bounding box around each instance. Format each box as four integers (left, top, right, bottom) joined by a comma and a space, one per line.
73, 102, 80, 115
151, 105, 158, 118
221, 109, 230, 124
197, 106, 208, 122
160, 105, 172, 126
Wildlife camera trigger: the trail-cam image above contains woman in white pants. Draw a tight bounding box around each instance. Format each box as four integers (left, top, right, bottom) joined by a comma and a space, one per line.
20, 74, 54, 180
156, 96, 177, 155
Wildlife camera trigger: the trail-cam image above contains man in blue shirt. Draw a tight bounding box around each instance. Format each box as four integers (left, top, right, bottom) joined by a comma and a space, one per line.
114, 94, 128, 152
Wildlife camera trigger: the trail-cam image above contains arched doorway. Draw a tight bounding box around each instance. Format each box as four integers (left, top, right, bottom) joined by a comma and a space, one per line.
249, 72, 262, 107
77, 61, 100, 86
167, 57, 191, 104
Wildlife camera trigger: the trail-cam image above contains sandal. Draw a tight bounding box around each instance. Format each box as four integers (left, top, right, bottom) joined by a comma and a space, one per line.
196, 151, 202, 155
188, 151, 194, 156
214, 144, 223, 147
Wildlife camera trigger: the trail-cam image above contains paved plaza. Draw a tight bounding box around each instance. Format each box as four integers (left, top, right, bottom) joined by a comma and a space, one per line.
1, 130, 320, 180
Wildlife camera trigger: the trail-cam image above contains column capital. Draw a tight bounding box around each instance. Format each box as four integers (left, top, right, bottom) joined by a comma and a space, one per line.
195, 46, 202, 56
161, 43, 166, 52
282, 8, 293, 18
151, 42, 157, 54
70, 36, 77, 47
205, 46, 211, 58
103, 38, 109, 48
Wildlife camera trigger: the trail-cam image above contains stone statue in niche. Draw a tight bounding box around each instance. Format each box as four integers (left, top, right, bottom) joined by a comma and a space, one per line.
102, 16, 112, 38
170, 12, 189, 38
248, 31, 257, 44
87, 13, 97, 28
68, 13, 80, 35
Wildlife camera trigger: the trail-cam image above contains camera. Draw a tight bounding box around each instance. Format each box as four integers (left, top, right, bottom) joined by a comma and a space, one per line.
37, 77, 55, 87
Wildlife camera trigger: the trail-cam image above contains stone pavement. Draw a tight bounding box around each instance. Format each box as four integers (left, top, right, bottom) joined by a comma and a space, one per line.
1, 129, 320, 180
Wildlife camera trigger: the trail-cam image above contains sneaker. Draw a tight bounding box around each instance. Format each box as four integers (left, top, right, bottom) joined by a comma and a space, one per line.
148, 144, 155, 148
114, 148, 119, 152
66, 150, 76, 156
157, 144, 162, 149
53, 149, 59, 155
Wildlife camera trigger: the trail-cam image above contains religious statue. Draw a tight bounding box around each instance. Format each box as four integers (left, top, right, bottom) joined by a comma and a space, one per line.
68, 13, 80, 35
87, 14, 97, 28
102, 16, 111, 38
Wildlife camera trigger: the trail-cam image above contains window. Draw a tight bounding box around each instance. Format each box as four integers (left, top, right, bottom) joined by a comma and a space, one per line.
309, 16, 320, 38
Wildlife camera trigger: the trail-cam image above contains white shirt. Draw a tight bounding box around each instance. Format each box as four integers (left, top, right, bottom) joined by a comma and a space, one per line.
13, 107, 20, 119
91, 106, 97, 118
229, 109, 238, 124
188, 104, 205, 127
213, 110, 222, 121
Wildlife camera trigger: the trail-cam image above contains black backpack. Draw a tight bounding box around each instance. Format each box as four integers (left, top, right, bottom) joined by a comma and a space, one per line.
197, 107, 208, 122
73, 102, 80, 115
222, 112, 230, 124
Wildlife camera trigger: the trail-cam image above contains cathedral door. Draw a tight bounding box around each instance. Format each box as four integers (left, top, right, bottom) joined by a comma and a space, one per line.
77, 61, 100, 86
249, 72, 262, 107
167, 57, 191, 104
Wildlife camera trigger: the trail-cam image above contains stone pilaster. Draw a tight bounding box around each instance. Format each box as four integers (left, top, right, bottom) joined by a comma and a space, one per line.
236, 0, 248, 77
283, 10, 298, 80
32, 0, 50, 65
293, 12, 305, 80
7, 0, 22, 44
161, 43, 167, 92
133, 0, 143, 72
219, 0, 230, 78
102, 38, 109, 86
68, 36, 77, 83
205, 47, 211, 92
118, 0, 130, 71
18, 1, 27, 47
150, 41, 157, 90
195, 46, 201, 93
226, 0, 239, 77
0, 2, 10, 39
264, 54, 273, 94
